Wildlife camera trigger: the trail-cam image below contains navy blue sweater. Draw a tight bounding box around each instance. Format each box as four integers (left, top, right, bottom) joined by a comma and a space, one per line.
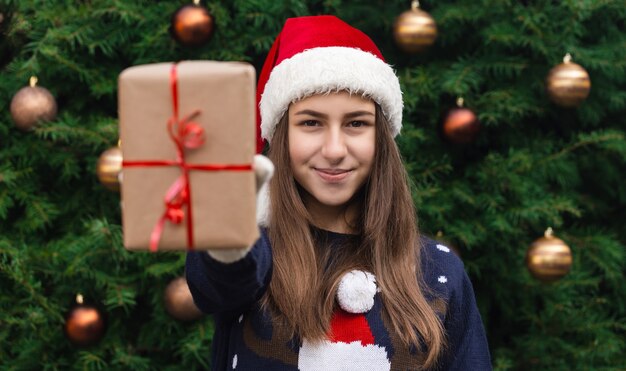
186, 229, 491, 370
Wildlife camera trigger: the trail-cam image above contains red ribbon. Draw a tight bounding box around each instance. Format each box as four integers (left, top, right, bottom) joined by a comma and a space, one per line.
123, 64, 252, 252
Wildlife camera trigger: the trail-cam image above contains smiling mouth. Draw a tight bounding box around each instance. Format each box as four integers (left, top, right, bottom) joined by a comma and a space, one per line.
314, 168, 352, 182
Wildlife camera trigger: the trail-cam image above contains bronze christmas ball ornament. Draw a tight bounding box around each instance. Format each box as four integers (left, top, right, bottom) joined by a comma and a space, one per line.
170, 0, 215, 47
442, 98, 481, 144
64, 294, 106, 346
526, 228, 573, 283
10, 76, 58, 131
546, 53, 591, 108
393, 0, 437, 53
164, 276, 204, 321
96, 146, 123, 192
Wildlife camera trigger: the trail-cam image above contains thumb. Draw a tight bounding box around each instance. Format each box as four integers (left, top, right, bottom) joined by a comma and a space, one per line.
254, 154, 274, 194
253, 154, 273, 226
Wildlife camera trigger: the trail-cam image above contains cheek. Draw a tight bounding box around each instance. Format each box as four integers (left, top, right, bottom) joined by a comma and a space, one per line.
288, 130, 317, 164
356, 133, 376, 165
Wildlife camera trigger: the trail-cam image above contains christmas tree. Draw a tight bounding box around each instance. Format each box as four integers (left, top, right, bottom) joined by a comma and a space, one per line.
1, 0, 625, 369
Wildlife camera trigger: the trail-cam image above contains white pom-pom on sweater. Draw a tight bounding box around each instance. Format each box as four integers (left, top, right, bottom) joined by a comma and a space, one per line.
336, 270, 377, 313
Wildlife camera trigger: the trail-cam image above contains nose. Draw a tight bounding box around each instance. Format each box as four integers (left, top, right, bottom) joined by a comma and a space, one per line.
321, 126, 347, 163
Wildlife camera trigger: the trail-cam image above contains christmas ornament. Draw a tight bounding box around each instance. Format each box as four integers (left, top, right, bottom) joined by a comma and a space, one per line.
96, 145, 123, 192
164, 276, 204, 321
546, 53, 591, 107
441, 97, 481, 144
526, 227, 573, 282
10, 76, 57, 131
64, 294, 106, 346
393, 0, 437, 53
170, 0, 215, 47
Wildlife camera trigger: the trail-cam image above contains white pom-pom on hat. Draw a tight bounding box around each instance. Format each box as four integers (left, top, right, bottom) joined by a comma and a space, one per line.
336, 270, 377, 313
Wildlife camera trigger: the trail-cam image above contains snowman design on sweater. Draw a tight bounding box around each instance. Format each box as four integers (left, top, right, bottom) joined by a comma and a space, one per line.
240, 270, 447, 370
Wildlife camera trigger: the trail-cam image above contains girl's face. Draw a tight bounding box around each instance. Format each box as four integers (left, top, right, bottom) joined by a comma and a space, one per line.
287, 91, 376, 210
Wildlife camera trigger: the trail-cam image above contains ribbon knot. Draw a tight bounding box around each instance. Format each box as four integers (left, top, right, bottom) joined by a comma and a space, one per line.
166, 205, 185, 224
168, 111, 206, 154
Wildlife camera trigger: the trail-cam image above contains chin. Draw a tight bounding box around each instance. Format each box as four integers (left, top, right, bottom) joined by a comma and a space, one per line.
311, 192, 354, 207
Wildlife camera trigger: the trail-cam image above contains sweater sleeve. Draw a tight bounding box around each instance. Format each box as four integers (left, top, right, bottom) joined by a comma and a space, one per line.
185, 228, 272, 315
439, 260, 492, 370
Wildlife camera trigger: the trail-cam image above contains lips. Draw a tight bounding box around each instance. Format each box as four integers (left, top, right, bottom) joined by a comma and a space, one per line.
314, 168, 352, 182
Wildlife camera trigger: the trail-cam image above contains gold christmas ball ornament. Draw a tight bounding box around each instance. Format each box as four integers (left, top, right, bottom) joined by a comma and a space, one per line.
526, 228, 573, 283
170, 0, 215, 47
441, 98, 481, 144
546, 53, 591, 108
96, 146, 123, 192
10, 76, 58, 131
393, 0, 438, 53
164, 276, 204, 321
64, 294, 107, 346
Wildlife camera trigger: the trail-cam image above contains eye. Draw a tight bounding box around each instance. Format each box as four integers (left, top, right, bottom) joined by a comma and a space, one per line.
348, 121, 367, 128
300, 120, 320, 127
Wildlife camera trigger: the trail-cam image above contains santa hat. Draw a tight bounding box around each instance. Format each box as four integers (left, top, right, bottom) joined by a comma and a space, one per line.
256, 15, 403, 152
298, 270, 390, 370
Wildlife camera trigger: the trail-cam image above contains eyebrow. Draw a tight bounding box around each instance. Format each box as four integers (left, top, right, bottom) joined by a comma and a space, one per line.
294, 109, 375, 119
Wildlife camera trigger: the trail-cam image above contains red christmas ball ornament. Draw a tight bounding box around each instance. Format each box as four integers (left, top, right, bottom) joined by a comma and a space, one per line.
64, 294, 106, 346
170, 0, 215, 47
442, 98, 481, 144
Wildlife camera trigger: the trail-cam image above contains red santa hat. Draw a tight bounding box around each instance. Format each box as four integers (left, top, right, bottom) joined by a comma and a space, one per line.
298, 271, 390, 370
256, 15, 403, 152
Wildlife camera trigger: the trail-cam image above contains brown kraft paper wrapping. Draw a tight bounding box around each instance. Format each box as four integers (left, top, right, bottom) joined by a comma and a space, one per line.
118, 61, 259, 251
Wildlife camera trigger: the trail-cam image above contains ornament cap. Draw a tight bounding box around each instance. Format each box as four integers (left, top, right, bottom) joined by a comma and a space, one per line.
29, 76, 38, 87
456, 97, 464, 107
563, 53, 572, 64
412, 0, 420, 10
193, 0, 200, 4
544, 227, 554, 238
76, 294, 84, 304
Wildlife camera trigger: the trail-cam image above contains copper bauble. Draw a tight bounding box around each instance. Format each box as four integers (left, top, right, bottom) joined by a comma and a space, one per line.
164, 276, 204, 321
170, 2, 215, 47
64, 295, 106, 346
393, 1, 437, 53
546, 54, 590, 107
10, 77, 57, 131
526, 228, 573, 282
442, 98, 480, 144
96, 146, 123, 192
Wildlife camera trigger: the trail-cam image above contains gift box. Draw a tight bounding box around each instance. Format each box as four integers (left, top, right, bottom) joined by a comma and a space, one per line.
118, 61, 258, 251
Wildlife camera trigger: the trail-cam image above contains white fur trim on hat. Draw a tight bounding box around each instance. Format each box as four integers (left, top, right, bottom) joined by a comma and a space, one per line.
337, 270, 377, 313
260, 47, 403, 142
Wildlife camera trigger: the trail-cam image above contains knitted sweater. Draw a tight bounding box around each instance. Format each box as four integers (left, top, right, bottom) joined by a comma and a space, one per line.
186, 228, 492, 370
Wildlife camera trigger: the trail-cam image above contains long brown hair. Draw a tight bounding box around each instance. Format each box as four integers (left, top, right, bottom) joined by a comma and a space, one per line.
264, 101, 445, 368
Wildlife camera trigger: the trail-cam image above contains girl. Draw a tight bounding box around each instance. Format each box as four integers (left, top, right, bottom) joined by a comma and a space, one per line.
186, 15, 491, 370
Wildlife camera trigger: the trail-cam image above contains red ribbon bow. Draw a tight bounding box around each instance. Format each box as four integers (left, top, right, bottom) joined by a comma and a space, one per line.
123, 64, 252, 252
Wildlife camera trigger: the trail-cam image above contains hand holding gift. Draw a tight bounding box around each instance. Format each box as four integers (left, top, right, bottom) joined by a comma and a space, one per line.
207, 154, 273, 263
